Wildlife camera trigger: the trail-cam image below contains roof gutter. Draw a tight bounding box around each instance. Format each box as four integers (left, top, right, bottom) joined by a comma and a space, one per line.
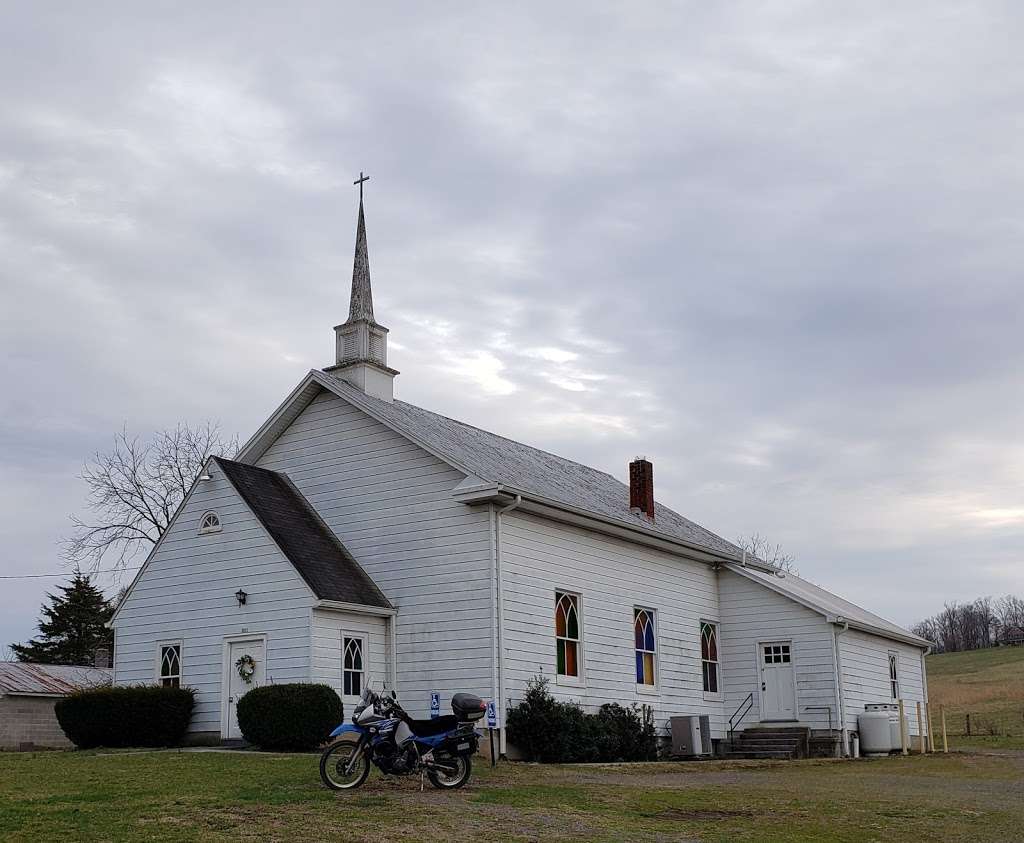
454, 482, 749, 569
826, 615, 930, 650
313, 600, 397, 618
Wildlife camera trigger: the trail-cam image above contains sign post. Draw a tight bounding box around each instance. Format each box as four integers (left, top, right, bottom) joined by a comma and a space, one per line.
430, 692, 440, 720
487, 700, 498, 766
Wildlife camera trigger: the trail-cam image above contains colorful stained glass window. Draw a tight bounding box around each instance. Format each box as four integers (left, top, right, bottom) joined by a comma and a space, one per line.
159, 644, 181, 688
343, 637, 363, 697
634, 609, 656, 685
701, 622, 719, 694
555, 592, 580, 677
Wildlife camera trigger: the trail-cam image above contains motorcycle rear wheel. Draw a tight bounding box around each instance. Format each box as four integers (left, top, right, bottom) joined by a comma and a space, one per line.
319, 737, 370, 791
428, 755, 471, 789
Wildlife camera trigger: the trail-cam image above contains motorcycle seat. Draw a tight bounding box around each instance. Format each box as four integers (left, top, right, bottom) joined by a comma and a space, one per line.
406, 715, 459, 737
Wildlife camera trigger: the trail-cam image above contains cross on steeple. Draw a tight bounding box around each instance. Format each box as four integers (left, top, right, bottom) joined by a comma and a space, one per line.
353, 171, 369, 202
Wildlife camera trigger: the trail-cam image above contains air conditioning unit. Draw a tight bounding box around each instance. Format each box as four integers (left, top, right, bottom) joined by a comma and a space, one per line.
670, 715, 712, 757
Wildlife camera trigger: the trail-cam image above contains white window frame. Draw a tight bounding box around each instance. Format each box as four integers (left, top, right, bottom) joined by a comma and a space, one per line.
199, 511, 222, 534
888, 651, 900, 700
700, 620, 722, 699
633, 607, 659, 694
156, 640, 183, 688
342, 634, 366, 699
554, 590, 583, 686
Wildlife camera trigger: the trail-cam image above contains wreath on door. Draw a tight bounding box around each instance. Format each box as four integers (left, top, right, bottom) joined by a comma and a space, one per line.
235, 654, 256, 684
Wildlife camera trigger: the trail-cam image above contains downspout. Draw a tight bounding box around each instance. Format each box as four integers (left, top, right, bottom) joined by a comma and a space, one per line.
388, 614, 398, 692
832, 619, 849, 758
920, 646, 932, 750
494, 494, 522, 757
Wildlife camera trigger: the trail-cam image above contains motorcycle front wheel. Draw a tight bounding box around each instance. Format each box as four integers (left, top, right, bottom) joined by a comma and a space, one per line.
319, 737, 370, 791
428, 755, 471, 789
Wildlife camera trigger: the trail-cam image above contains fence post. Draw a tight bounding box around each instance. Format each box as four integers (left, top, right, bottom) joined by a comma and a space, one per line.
940, 705, 948, 753
926, 703, 935, 753
966, 713, 971, 737
916, 702, 926, 754
898, 699, 909, 756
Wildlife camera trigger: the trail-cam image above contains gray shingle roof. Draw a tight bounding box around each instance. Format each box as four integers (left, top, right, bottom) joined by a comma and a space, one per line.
215, 457, 391, 609
321, 374, 744, 559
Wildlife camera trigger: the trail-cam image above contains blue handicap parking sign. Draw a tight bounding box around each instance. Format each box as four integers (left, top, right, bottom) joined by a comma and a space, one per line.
430, 692, 440, 719
487, 700, 497, 728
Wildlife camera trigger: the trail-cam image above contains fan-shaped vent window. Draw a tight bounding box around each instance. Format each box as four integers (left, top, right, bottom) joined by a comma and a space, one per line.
199, 511, 221, 534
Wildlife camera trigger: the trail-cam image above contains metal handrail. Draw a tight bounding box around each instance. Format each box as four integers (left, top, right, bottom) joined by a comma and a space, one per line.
803, 705, 833, 733
729, 692, 754, 743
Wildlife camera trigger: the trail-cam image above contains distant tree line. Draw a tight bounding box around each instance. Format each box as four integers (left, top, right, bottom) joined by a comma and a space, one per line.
911, 595, 1024, 653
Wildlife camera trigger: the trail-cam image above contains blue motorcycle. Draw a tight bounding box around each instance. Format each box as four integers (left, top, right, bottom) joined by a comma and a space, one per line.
319, 686, 486, 790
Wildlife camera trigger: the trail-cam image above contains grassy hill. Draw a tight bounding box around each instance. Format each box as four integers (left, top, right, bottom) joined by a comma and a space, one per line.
927, 646, 1024, 749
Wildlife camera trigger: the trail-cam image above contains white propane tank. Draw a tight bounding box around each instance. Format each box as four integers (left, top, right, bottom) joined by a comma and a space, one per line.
858, 706, 894, 756
865, 702, 902, 749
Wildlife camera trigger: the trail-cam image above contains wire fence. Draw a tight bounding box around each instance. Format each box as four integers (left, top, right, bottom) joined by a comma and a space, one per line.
941, 710, 1024, 738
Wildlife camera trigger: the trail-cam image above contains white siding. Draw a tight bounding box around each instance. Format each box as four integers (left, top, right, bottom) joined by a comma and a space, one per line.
718, 569, 839, 732
500, 511, 725, 737
839, 628, 928, 734
111, 467, 316, 736
311, 609, 388, 712
257, 389, 494, 718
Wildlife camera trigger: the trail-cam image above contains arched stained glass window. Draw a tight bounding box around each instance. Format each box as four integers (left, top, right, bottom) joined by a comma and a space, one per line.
199, 511, 221, 534
343, 637, 364, 697
701, 621, 719, 694
555, 592, 580, 678
634, 609, 656, 686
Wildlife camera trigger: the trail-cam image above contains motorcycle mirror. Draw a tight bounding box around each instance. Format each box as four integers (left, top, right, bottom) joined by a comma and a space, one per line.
391, 690, 397, 699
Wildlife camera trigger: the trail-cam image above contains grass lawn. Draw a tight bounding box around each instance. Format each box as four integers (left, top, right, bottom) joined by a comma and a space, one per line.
927, 647, 1024, 750
1, 749, 1021, 842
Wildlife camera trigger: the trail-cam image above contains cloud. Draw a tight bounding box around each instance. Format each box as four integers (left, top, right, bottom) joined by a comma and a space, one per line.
1, 2, 1022, 650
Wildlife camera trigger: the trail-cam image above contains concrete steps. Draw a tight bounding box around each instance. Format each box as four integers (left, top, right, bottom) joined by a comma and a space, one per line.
724, 726, 809, 760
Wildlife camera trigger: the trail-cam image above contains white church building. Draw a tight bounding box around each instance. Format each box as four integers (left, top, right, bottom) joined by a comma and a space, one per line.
111, 190, 930, 757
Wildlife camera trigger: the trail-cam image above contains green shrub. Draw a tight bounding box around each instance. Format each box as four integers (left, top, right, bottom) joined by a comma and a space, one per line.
506, 676, 657, 763
55, 685, 196, 748
235, 683, 342, 751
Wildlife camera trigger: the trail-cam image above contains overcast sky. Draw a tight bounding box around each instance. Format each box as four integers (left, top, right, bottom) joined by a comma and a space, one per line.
2, 3, 1022, 651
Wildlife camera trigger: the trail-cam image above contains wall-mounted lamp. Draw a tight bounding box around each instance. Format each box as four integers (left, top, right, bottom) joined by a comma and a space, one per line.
235, 589, 248, 607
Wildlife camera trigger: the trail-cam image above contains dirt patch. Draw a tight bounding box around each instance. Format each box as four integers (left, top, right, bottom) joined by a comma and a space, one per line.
655, 808, 754, 821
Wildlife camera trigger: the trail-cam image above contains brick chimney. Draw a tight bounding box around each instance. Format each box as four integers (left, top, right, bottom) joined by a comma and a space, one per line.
94, 647, 111, 669
629, 457, 655, 521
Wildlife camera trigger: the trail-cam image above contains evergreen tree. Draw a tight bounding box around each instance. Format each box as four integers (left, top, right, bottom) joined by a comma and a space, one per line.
10, 572, 114, 665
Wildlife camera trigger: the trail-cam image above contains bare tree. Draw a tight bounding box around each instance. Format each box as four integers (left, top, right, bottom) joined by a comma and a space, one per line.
66, 422, 238, 570
735, 532, 797, 574
911, 596, 1002, 653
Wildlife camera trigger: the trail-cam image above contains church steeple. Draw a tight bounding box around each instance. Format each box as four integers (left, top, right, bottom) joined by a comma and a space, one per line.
325, 173, 399, 402
348, 191, 374, 323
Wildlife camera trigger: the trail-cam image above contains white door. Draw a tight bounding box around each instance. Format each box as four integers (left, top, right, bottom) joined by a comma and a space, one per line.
759, 642, 797, 721
226, 638, 266, 740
